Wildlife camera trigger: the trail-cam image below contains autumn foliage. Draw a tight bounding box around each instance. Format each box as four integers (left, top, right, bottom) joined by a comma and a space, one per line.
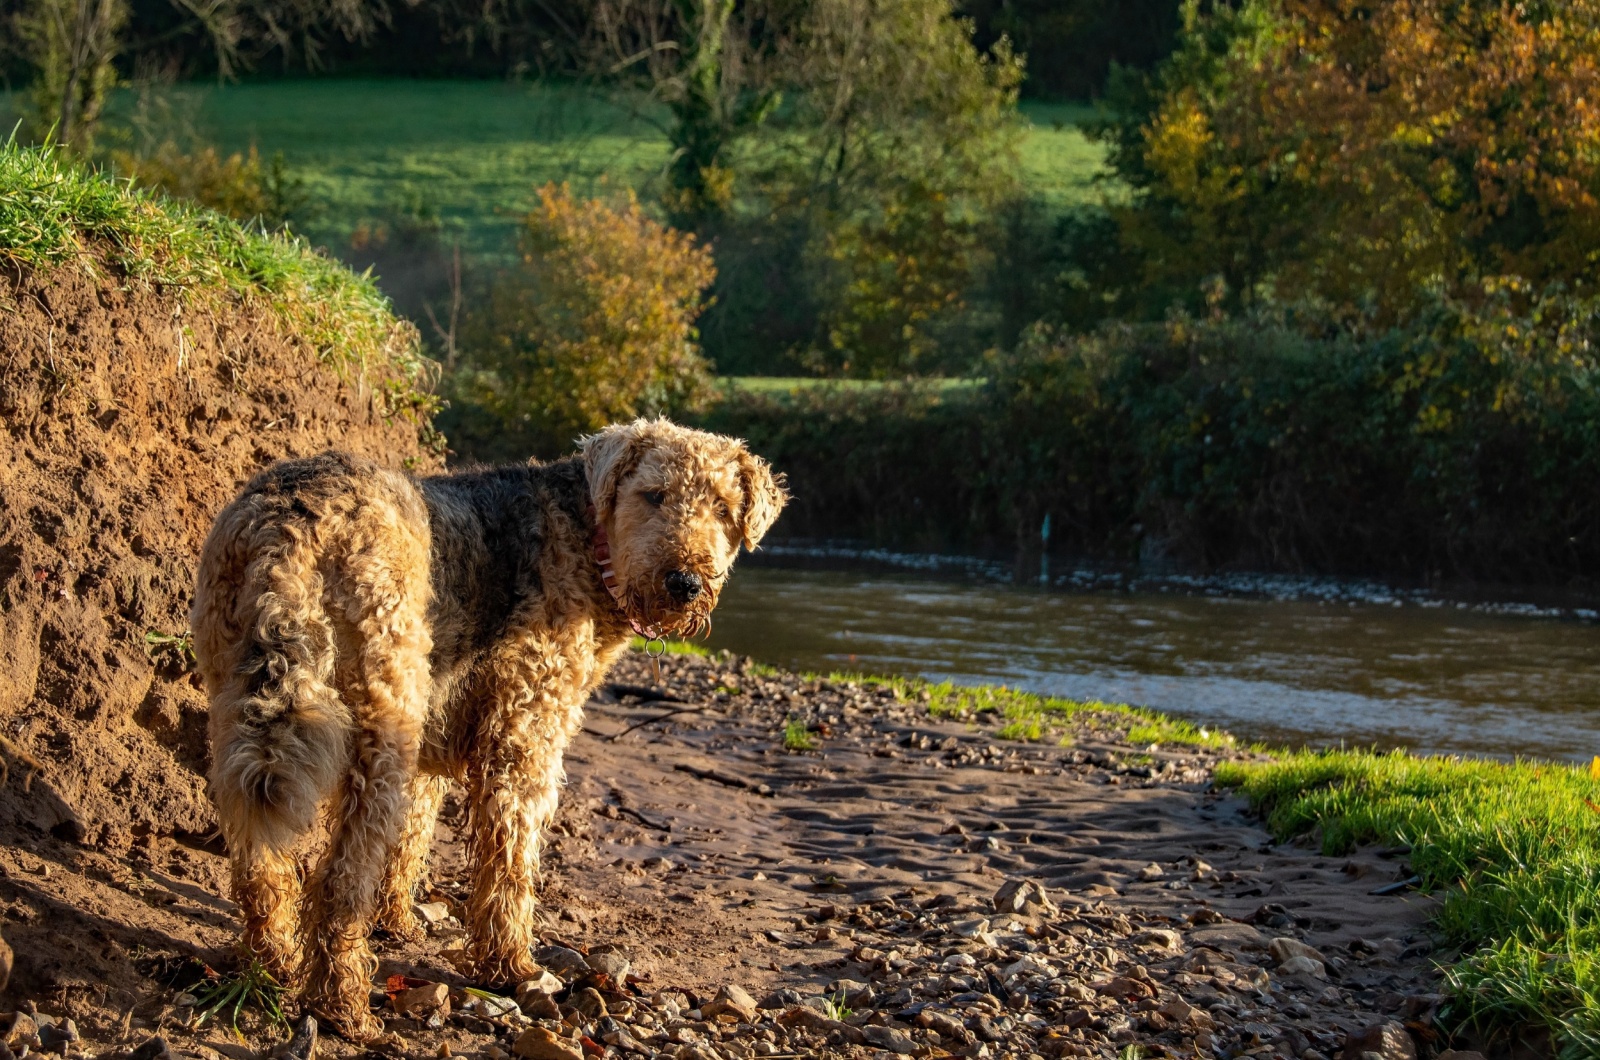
456, 184, 716, 454
1113, 0, 1600, 320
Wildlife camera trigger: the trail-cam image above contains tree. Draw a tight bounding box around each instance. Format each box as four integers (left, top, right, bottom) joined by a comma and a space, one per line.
1105, 0, 1600, 322
14, 0, 128, 152
771, 0, 1025, 375
590, 0, 782, 226
456, 184, 717, 454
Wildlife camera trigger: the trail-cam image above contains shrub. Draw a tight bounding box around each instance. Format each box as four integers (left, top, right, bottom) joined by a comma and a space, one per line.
450, 184, 716, 459
111, 143, 307, 229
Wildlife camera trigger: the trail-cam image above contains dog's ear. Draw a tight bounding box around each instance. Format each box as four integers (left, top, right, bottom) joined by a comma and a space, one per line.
582, 421, 651, 521
735, 449, 787, 550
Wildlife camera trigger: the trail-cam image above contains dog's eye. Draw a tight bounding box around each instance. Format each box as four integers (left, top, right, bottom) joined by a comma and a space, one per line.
642, 490, 666, 507
716, 500, 732, 519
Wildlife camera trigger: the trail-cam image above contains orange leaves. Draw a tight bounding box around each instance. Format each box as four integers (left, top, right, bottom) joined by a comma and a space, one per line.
459, 184, 715, 453
1130, 0, 1600, 318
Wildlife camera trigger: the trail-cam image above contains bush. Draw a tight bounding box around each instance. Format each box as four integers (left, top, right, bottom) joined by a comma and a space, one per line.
704, 284, 1600, 586
448, 184, 716, 460
111, 143, 307, 229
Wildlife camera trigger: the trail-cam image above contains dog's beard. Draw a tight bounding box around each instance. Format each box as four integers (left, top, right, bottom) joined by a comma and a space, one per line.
622, 583, 717, 638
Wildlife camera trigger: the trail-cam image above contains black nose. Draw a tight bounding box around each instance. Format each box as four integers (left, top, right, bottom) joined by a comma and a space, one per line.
664, 569, 702, 603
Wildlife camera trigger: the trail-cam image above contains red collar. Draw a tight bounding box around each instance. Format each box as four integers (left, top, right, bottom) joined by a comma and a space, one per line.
588, 502, 658, 638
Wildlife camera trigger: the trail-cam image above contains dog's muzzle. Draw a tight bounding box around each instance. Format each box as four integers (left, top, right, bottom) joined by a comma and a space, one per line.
664, 569, 702, 603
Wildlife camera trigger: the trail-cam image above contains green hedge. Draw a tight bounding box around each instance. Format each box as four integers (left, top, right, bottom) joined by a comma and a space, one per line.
704, 283, 1600, 585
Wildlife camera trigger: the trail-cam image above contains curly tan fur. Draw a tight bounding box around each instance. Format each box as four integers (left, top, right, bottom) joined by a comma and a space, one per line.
193, 420, 786, 1041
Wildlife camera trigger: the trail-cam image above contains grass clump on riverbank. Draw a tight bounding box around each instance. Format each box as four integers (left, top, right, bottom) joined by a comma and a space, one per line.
1218, 750, 1600, 1055
0, 142, 439, 428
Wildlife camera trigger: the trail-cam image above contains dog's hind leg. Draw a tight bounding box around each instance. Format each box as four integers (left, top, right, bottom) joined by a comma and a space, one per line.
463, 637, 590, 986
374, 773, 450, 942
299, 524, 434, 1043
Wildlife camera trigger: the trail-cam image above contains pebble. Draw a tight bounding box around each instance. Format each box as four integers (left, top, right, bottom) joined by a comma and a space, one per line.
510, 1027, 583, 1060
532, 946, 591, 981
1343, 1020, 1418, 1060
393, 983, 450, 1017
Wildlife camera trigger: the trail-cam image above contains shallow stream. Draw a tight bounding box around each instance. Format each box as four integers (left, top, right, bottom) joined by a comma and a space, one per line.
704, 561, 1600, 762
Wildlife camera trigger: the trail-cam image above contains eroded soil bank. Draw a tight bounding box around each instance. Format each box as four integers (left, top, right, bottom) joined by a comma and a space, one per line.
0, 649, 1451, 1060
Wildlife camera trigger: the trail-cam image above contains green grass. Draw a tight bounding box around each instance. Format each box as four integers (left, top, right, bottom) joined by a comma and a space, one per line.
0, 140, 439, 428
1217, 750, 1600, 1056
783, 718, 817, 752
4, 80, 1116, 254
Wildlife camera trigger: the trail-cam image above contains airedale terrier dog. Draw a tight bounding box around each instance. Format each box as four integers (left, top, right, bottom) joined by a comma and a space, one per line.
192, 419, 786, 1040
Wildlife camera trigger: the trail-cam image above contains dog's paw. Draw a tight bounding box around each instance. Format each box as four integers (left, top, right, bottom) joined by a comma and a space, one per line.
311, 1003, 384, 1045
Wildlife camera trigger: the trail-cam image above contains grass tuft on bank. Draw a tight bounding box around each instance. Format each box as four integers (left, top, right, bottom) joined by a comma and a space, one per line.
0, 141, 439, 431
1218, 750, 1600, 1055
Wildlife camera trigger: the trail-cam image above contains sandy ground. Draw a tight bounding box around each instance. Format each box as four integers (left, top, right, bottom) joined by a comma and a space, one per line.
0, 650, 1446, 1060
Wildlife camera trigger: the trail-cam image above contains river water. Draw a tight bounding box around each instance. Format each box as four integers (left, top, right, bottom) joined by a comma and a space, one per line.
703, 562, 1600, 762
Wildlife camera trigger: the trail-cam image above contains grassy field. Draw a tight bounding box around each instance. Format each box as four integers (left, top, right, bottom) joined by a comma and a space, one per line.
4, 80, 1114, 252
1219, 750, 1600, 1056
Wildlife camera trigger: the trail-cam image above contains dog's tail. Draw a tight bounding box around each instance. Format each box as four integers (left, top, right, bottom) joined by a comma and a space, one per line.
202, 513, 352, 854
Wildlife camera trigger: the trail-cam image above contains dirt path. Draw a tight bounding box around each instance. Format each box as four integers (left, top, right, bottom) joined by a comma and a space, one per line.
0, 650, 1445, 1060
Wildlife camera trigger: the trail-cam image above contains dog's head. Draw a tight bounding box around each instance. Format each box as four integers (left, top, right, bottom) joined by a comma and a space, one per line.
582, 418, 787, 635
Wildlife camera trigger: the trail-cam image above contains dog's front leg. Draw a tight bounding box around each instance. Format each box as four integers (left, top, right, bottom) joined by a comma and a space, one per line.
463, 641, 589, 986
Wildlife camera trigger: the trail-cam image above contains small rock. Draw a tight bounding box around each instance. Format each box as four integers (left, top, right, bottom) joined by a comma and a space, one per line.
515, 972, 565, 1006
127, 1037, 172, 1060
570, 987, 607, 1019
272, 1016, 317, 1060
1095, 976, 1155, 1000
511, 1027, 583, 1060
1130, 929, 1183, 951
861, 1025, 918, 1054
1000, 955, 1054, 980
824, 979, 873, 1005
532, 946, 591, 981
915, 1009, 971, 1043
1136, 863, 1165, 881
1279, 955, 1328, 979
463, 994, 521, 1020
393, 982, 451, 1017
993, 879, 1057, 916
585, 950, 631, 981
701, 985, 757, 1024
1341, 1021, 1417, 1060
939, 953, 977, 972
0, 1014, 37, 1049
758, 988, 805, 1011
1157, 998, 1212, 1030
595, 1018, 647, 1055
775, 1007, 867, 1045
414, 902, 452, 924
37, 1019, 76, 1055
1269, 938, 1326, 965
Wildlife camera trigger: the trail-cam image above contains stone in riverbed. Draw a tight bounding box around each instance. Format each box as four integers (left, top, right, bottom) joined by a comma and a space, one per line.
584, 949, 631, 980
1341, 1021, 1417, 1060
701, 985, 758, 1023
512, 1027, 583, 1060
993, 879, 1057, 916
1130, 928, 1183, 951
862, 1025, 919, 1054
533, 945, 591, 981
1278, 954, 1328, 978
1269, 937, 1325, 965
393, 982, 450, 1017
